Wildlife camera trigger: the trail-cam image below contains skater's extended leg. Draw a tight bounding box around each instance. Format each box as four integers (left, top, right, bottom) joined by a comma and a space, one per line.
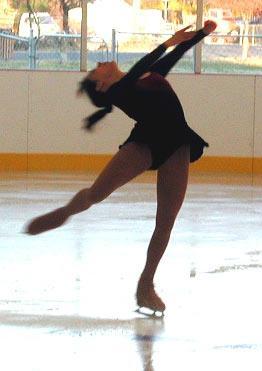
26, 143, 152, 235
136, 145, 190, 311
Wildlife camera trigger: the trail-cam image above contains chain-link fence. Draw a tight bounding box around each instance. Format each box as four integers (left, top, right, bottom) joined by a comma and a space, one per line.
202, 25, 262, 74
114, 28, 262, 75
202, 35, 262, 75
115, 30, 196, 73
0, 31, 109, 70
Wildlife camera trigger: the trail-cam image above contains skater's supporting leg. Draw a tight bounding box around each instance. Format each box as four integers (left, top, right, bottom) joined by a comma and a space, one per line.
137, 145, 190, 310
26, 143, 152, 235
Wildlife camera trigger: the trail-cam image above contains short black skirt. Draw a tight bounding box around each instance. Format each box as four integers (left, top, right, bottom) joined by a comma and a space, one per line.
119, 121, 209, 170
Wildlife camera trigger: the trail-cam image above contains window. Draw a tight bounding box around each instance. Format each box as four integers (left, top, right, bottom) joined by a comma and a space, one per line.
0, 0, 261, 74
202, 0, 262, 74
0, 0, 82, 70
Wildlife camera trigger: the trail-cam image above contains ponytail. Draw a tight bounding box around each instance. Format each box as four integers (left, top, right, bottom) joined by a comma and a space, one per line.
78, 76, 113, 131
83, 105, 113, 130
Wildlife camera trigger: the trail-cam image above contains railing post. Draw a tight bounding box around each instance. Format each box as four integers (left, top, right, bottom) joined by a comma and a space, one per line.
80, 0, 88, 71
32, 36, 37, 69
194, 0, 203, 74
111, 28, 116, 61
28, 29, 34, 69
251, 25, 255, 46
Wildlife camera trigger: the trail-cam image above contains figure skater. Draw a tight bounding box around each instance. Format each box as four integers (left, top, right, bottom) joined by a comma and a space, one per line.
25, 20, 217, 315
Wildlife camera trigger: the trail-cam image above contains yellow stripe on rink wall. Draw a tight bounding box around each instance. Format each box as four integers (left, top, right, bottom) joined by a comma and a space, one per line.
190, 156, 253, 173
28, 154, 112, 172
0, 154, 262, 174
0, 153, 28, 172
0, 154, 112, 172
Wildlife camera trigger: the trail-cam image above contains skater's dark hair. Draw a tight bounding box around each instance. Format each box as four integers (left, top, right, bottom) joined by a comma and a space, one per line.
78, 75, 113, 130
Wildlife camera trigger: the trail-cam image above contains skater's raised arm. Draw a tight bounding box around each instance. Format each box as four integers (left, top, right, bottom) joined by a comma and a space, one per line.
149, 29, 205, 76
149, 20, 217, 77
112, 25, 198, 89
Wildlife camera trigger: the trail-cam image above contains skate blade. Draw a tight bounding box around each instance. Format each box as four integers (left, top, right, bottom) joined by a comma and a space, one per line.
135, 307, 165, 318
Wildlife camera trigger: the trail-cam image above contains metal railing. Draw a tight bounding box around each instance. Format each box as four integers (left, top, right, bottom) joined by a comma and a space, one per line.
0, 30, 25, 61
1, 29, 261, 73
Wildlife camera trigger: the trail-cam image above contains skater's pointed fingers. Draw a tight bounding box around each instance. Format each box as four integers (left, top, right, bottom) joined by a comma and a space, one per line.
180, 25, 193, 32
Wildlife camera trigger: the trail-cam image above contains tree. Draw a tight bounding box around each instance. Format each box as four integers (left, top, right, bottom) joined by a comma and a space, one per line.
54, 0, 97, 32
54, 0, 80, 32
9, 0, 49, 13
9, 0, 50, 33
204, 0, 262, 20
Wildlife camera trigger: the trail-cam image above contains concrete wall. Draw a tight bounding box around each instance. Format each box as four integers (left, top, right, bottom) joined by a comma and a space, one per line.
0, 70, 261, 171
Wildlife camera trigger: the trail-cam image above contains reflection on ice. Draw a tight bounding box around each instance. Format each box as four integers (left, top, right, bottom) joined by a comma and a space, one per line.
208, 264, 262, 273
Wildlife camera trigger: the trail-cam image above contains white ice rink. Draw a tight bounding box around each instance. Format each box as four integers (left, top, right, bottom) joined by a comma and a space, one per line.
0, 172, 262, 371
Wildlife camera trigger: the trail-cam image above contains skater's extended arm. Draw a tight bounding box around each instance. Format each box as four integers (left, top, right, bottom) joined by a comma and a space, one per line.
111, 25, 197, 90
111, 43, 167, 90
149, 21, 217, 76
149, 29, 206, 77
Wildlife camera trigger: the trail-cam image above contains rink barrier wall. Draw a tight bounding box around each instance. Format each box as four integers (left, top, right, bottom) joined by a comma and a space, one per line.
0, 71, 261, 174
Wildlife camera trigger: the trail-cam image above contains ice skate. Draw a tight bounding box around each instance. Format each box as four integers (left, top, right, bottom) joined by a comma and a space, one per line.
136, 281, 166, 317
25, 207, 69, 235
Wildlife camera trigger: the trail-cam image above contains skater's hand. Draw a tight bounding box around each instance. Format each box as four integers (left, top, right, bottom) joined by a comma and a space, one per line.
203, 20, 217, 35
164, 25, 196, 48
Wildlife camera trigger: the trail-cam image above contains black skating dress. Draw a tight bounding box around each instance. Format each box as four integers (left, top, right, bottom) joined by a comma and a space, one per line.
106, 29, 209, 170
